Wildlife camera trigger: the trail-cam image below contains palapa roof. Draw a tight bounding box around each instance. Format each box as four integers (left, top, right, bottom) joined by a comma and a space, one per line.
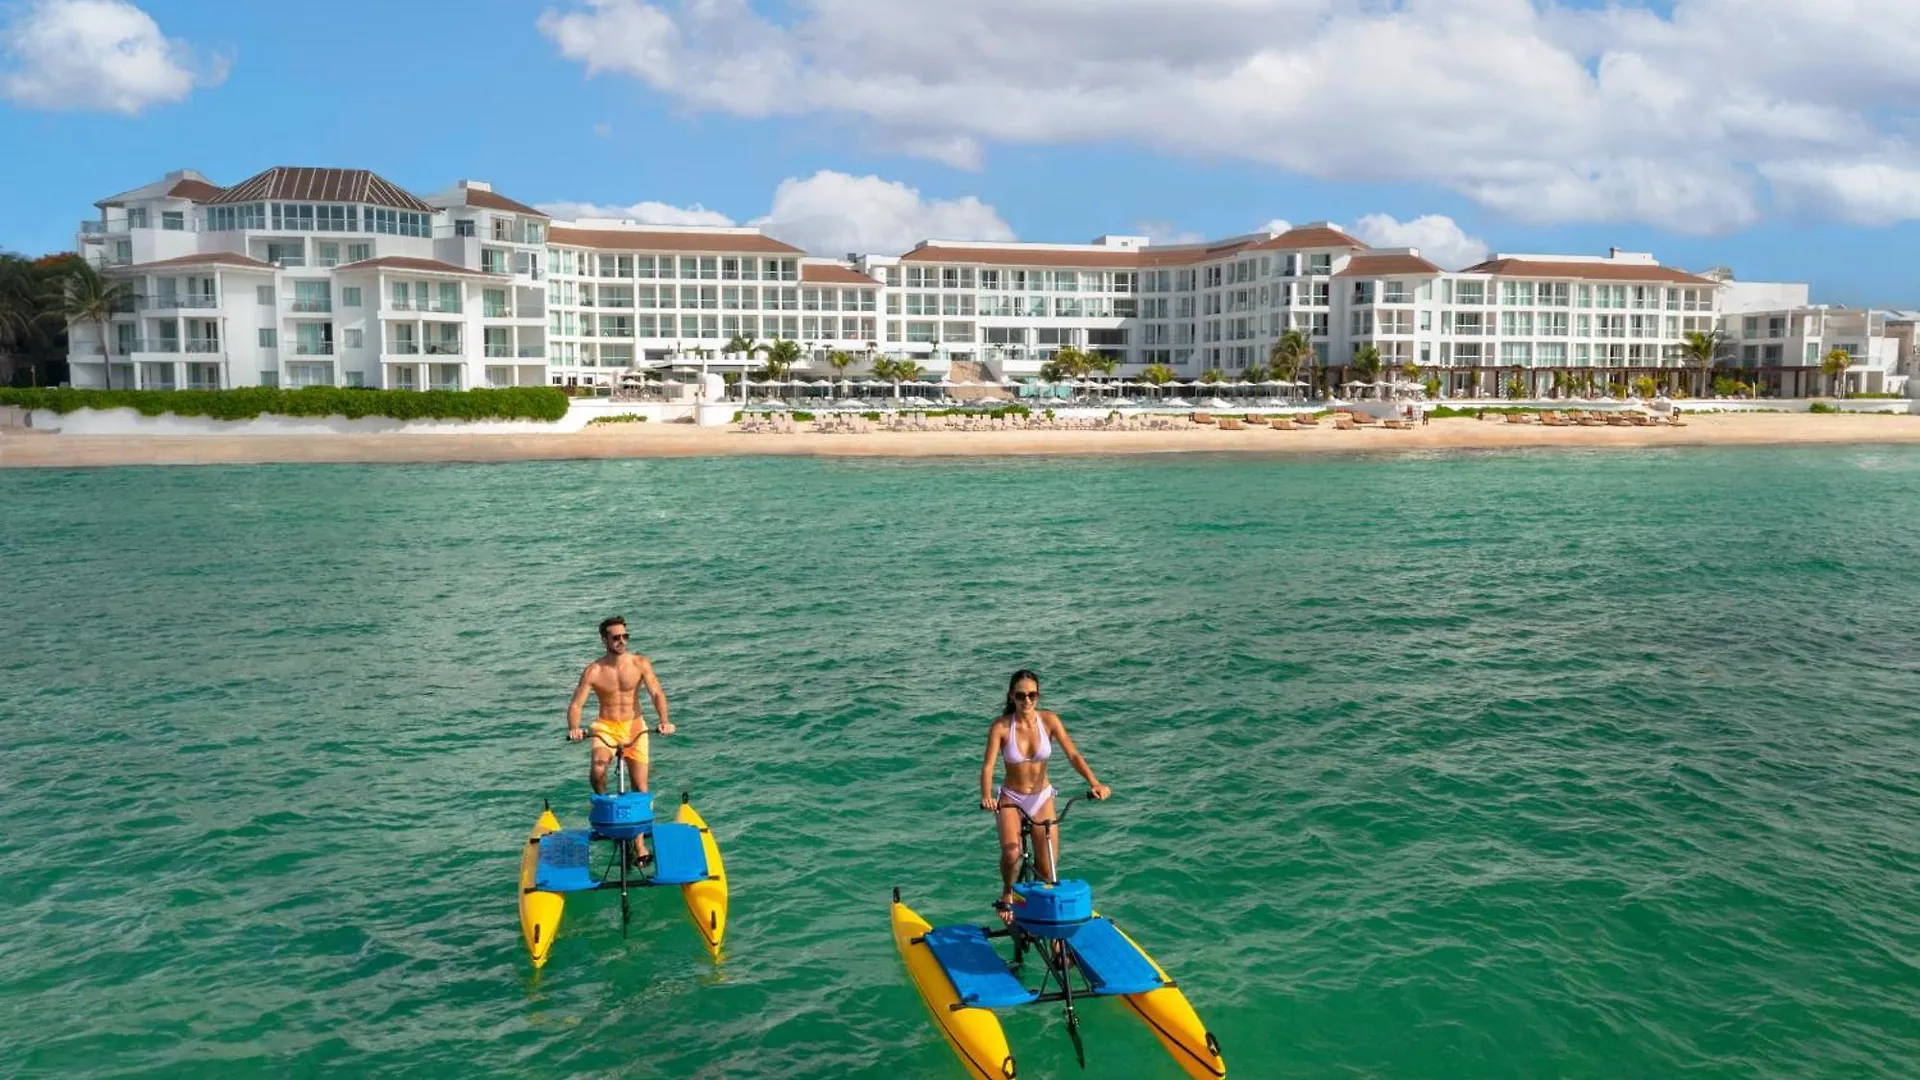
209, 167, 436, 212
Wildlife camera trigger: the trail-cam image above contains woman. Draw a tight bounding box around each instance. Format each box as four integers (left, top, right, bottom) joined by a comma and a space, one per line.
979, 669, 1110, 920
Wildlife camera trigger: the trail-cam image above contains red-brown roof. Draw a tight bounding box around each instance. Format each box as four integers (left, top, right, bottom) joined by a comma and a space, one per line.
1335, 252, 1442, 277
460, 187, 548, 217
165, 178, 225, 203
1461, 257, 1715, 285
337, 255, 505, 278
1251, 225, 1368, 251
547, 224, 803, 254
899, 244, 1143, 268
899, 236, 1268, 269
210, 167, 436, 212
801, 264, 879, 285
120, 251, 276, 271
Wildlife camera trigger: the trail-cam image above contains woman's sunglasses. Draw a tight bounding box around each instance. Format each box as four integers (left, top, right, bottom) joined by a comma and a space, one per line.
1012, 690, 1039, 702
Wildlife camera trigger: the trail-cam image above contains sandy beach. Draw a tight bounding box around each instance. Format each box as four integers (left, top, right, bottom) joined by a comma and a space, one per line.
4, 412, 1920, 469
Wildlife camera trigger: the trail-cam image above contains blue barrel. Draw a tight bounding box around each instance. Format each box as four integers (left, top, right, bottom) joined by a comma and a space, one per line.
588, 792, 654, 841
1012, 879, 1093, 938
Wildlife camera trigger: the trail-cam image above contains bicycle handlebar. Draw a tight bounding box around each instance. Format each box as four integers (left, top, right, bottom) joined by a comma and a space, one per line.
989, 791, 1102, 830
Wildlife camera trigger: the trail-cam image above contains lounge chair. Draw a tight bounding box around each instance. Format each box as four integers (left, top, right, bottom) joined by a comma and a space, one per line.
1192, 412, 1216, 425
1541, 412, 1570, 427
1382, 418, 1413, 430
1352, 412, 1379, 426
1294, 414, 1320, 427
1334, 417, 1358, 431
1270, 418, 1295, 430
1219, 417, 1245, 430
1504, 412, 1533, 424
1605, 414, 1633, 426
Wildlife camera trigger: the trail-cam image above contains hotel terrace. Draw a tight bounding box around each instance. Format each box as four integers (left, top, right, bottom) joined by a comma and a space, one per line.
66, 166, 1911, 397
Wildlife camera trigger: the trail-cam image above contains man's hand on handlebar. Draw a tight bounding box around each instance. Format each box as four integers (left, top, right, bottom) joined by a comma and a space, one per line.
656, 720, 676, 736
567, 727, 586, 742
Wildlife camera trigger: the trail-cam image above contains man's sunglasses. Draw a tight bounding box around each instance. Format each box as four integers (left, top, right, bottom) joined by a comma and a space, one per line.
604, 633, 629, 642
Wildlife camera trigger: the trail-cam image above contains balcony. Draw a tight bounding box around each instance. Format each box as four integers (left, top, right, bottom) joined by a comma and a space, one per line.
386, 342, 421, 355
131, 339, 182, 354
484, 343, 514, 358
482, 306, 514, 319
424, 341, 463, 356
267, 255, 307, 268
90, 251, 134, 268
425, 300, 463, 315
518, 345, 545, 359
185, 339, 221, 353
289, 298, 334, 313
291, 342, 335, 356
79, 219, 127, 236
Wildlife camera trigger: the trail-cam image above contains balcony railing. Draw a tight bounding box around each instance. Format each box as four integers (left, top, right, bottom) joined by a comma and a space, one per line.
518, 345, 545, 358
483, 306, 513, 318
426, 301, 463, 314
142, 294, 219, 310
290, 298, 333, 313
424, 342, 463, 356
387, 342, 421, 355
266, 255, 306, 267
291, 342, 335, 356
131, 339, 182, 354
484, 344, 514, 357
185, 340, 221, 353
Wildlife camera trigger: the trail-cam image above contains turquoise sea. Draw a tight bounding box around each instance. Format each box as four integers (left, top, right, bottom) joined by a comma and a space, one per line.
4, 446, 1920, 1079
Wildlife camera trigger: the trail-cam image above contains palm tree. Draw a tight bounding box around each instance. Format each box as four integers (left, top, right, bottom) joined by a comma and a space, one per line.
1141, 362, 1176, 400
1820, 347, 1852, 397
0, 253, 41, 353
760, 338, 802, 380
1271, 329, 1311, 398
1351, 344, 1383, 398
1199, 367, 1225, 387
827, 348, 855, 391
724, 334, 756, 358
55, 262, 133, 391
1679, 330, 1723, 397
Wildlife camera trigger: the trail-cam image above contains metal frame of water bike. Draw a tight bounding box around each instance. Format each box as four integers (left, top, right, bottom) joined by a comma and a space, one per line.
991, 792, 1102, 1069
565, 727, 660, 937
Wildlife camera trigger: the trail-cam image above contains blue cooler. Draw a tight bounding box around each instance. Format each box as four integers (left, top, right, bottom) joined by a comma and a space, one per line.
588, 792, 654, 841
1012, 879, 1093, 939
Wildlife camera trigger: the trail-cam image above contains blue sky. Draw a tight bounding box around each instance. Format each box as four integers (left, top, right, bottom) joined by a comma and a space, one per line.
1, 0, 1914, 305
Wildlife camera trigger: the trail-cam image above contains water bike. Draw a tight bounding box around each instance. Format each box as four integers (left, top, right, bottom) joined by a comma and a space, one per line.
516, 728, 727, 969
891, 795, 1225, 1079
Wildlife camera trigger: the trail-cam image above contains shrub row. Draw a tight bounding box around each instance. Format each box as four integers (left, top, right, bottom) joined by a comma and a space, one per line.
586, 412, 648, 425
0, 386, 571, 423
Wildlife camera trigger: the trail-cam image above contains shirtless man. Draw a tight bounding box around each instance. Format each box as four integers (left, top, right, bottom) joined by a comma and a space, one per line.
566, 617, 675, 810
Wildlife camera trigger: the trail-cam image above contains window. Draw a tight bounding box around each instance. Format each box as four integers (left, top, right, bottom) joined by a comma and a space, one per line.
258, 328, 277, 347
345, 329, 364, 349
347, 243, 371, 263
162, 211, 185, 231
456, 220, 476, 237
256, 285, 275, 305
342, 287, 361, 307
1453, 281, 1486, 305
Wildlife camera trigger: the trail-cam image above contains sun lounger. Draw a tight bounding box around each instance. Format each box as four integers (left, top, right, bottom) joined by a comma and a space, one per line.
1576, 413, 1606, 427
1541, 412, 1569, 427
1504, 412, 1532, 424
1270, 418, 1295, 430
1192, 413, 1216, 425
1243, 415, 1269, 426
1352, 412, 1379, 426
1605, 414, 1633, 426
1219, 418, 1244, 430
1334, 417, 1358, 431
1293, 414, 1320, 427
1382, 419, 1413, 430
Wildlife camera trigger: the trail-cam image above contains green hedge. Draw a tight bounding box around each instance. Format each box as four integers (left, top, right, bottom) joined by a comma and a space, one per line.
586, 412, 648, 425
0, 386, 570, 423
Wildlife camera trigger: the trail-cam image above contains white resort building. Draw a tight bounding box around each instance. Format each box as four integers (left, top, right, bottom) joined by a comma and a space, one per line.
64, 165, 1911, 397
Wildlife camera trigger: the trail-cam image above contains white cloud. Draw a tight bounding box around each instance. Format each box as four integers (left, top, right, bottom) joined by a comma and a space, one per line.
536, 0, 1920, 232
1761, 157, 1920, 226
536, 198, 734, 226
1136, 221, 1206, 245
538, 170, 1015, 255
1351, 213, 1490, 270
0, 0, 225, 114
752, 171, 1014, 254
1260, 218, 1292, 236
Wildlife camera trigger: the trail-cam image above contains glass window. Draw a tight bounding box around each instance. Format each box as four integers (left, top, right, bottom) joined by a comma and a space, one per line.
256, 285, 274, 305
342, 287, 361, 307
258, 328, 276, 347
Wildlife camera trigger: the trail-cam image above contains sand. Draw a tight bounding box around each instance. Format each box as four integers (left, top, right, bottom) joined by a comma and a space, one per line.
5, 413, 1920, 469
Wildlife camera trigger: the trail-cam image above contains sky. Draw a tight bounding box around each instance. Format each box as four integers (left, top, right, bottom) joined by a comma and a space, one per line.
2, 0, 1918, 304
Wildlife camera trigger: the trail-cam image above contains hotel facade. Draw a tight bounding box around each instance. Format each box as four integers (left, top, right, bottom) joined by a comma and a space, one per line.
66, 166, 1912, 397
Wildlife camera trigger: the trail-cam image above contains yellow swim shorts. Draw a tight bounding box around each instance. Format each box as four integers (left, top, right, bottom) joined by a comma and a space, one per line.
589, 719, 649, 764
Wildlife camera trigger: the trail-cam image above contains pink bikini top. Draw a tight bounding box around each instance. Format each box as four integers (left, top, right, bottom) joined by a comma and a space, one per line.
1003, 717, 1052, 765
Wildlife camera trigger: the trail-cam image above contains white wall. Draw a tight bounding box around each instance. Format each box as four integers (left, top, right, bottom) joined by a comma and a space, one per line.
1719, 281, 1811, 315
